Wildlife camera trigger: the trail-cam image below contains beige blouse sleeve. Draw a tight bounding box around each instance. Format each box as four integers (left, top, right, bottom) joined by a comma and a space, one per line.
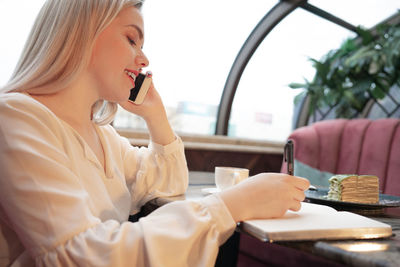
0, 94, 236, 267
106, 127, 189, 214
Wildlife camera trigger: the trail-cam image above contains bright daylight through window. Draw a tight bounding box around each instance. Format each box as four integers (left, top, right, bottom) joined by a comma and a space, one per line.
0, 0, 399, 142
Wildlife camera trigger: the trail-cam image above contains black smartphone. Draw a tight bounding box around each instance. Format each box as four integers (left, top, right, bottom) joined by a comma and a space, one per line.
129, 72, 152, 104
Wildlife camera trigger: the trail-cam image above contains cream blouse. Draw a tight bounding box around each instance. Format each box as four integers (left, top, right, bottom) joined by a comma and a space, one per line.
0, 93, 236, 267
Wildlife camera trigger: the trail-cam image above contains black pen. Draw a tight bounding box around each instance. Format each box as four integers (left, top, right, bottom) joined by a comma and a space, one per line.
284, 140, 294, 175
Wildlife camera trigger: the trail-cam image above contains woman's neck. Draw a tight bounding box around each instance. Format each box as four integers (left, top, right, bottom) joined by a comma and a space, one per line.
29, 77, 98, 130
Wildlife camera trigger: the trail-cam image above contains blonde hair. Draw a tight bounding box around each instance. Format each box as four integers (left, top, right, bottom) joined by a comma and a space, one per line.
1, 0, 144, 125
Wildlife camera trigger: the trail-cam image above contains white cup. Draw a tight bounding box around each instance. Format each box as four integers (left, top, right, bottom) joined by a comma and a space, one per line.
215, 167, 249, 191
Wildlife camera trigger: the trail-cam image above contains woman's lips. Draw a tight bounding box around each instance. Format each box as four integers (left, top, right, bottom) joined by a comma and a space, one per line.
127, 75, 135, 87
124, 69, 138, 87
125, 69, 139, 76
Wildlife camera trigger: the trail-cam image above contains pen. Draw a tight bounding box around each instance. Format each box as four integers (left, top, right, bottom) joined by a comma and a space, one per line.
284, 140, 294, 175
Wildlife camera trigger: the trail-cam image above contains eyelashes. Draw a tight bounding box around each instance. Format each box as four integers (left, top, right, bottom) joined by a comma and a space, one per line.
128, 37, 144, 49
127, 37, 136, 46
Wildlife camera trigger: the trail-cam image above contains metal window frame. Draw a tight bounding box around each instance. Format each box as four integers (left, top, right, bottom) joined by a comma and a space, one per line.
215, 0, 360, 135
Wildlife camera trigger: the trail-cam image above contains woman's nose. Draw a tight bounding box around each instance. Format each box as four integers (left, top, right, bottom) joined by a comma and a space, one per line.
136, 51, 149, 69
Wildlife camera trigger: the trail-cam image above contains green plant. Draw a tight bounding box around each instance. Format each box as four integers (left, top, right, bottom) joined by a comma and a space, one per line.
290, 21, 400, 118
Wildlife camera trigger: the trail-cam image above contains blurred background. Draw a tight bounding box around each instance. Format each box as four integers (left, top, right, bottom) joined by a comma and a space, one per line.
1, 0, 399, 142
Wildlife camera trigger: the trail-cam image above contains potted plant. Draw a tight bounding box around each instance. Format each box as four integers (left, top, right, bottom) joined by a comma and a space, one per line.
290, 21, 400, 118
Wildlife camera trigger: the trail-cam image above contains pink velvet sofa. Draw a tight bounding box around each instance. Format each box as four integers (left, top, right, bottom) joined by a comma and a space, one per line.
281, 118, 400, 196
237, 119, 400, 267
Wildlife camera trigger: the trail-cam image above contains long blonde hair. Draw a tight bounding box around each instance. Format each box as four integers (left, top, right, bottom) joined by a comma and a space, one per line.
1, 0, 144, 125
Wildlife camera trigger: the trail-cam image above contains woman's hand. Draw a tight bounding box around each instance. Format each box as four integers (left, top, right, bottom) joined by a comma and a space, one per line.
119, 82, 163, 120
218, 173, 310, 222
118, 82, 175, 145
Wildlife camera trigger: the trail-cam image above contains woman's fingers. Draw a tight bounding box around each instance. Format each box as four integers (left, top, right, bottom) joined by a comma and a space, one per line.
288, 199, 303, 212
219, 173, 311, 222
292, 176, 310, 191
292, 187, 306, 202
289, 177, 308, 211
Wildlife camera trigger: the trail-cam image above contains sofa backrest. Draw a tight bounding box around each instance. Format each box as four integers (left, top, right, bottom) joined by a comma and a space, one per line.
281, 119, 400, 195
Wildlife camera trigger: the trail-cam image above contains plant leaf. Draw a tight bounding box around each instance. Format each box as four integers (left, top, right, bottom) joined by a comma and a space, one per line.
289, 83, 306, 89
370, 86, 386, 99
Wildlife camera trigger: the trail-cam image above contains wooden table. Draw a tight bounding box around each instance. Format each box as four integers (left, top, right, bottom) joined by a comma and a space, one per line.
311, 208, 400, 267
143, 172, 400, 267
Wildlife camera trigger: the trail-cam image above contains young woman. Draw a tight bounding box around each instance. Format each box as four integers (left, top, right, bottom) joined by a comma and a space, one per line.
0, 0, 309, 266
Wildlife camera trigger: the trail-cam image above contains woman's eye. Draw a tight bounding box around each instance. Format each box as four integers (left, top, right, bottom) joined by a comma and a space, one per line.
128, 37, 136, 46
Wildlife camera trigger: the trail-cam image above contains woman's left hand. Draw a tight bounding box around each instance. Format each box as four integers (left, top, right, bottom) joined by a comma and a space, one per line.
118, 82, 163, 121
118, 82, 176, 146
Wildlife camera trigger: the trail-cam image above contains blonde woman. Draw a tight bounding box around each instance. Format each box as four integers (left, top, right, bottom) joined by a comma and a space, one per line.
0, 0, 309, 266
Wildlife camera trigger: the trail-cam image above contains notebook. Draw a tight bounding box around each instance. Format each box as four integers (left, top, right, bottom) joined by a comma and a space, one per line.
241, 202, 392, 242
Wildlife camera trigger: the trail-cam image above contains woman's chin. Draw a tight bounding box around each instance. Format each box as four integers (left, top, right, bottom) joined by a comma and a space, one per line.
104, 94, 130, 104
115, 90, 132, 102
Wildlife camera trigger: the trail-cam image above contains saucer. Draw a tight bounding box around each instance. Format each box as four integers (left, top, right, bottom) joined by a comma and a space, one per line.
306, 188, 400, 209
201, 187, 221, 195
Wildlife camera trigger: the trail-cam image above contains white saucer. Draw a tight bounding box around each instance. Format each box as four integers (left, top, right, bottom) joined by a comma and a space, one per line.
201, 187, 221, 195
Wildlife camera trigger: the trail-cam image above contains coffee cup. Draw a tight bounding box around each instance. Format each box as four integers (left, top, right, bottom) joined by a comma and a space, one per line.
215, 167, 249, 191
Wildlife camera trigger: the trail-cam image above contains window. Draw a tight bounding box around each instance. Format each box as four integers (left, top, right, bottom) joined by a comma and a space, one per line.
1, 0, 399, 142
114, 0, 278, 136
230, 6, 354, 141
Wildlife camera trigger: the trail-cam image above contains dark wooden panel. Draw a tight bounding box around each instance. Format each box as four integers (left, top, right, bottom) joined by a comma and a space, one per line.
184, 149, 283, 175
238, 234, 346, 267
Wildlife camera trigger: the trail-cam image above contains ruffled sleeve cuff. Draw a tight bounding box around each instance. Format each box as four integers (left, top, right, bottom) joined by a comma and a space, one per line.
148, 135, 183, 155
198, 194, 237, 244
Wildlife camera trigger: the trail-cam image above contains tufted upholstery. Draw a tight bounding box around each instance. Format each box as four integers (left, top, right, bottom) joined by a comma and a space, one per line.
281, 118, 400, 196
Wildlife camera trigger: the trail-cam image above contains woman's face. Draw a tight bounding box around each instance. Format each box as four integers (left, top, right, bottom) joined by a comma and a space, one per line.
88, 6, 149, 102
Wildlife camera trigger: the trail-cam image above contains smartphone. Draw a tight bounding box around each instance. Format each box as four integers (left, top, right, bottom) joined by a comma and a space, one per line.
129, 72, 152, 104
